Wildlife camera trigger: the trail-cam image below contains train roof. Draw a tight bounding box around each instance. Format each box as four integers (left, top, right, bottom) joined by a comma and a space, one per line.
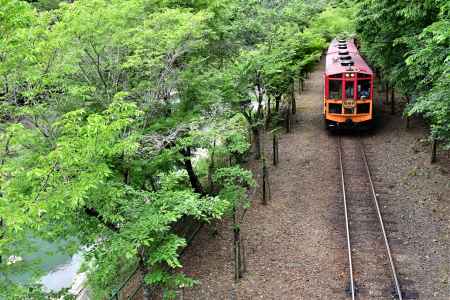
325, 39, 373, 76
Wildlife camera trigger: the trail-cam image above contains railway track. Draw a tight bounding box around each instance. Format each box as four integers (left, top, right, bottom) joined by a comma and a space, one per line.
338, 136, 403, 299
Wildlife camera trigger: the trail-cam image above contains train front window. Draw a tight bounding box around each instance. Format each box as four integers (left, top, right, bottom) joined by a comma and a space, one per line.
357, 79, 371, 99
345, 80, 354, 99
328, 80, 342, 99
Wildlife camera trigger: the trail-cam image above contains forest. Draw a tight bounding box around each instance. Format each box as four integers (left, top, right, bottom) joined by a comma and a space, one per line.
0, 0, 448, 299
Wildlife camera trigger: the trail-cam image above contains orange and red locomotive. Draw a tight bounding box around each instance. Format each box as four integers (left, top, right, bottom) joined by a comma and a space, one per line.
323, 39, 374, 128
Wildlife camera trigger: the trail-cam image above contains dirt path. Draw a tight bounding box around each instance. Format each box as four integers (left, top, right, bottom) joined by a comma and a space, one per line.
181, 61, 348, 299
179, 61, 450, 299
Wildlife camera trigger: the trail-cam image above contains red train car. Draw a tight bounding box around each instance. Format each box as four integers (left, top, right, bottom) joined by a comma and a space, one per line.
323, 39, 374, 128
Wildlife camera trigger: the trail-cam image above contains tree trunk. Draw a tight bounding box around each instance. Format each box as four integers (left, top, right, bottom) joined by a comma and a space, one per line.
390, 88, 395, 115
291, 84, 297, 115
272, 133, 279, 166
256, 71, 263, 120
275, 95, 281, 113
262, 163, 267, 205
385, 82, 389, 105
377, 75, 382, 105
181, 147, 205, 195
253, 127, 261, 160
262, 158, 270, 205
266, 96, 272, 127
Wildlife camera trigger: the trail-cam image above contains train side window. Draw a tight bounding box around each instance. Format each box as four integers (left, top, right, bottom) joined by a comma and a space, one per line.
328, 80, 342, 99
345, 80, 354, 99
357, 79, 371, 99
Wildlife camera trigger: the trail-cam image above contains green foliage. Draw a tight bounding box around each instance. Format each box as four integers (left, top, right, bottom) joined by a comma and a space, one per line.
0, 0, 359, 298
356, 0, 450, 147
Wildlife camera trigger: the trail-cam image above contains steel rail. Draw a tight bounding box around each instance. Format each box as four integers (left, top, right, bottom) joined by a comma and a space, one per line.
337, 136, 356, 300
359, 140, 403, 300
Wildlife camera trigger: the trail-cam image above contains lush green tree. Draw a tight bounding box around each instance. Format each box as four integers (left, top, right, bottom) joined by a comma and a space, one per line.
356, 0, 449, 147
405, 2, 450, 147
0, 0, 359, 298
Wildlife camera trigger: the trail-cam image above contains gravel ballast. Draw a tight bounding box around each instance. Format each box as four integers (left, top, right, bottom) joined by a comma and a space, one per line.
178, 60, 450, 300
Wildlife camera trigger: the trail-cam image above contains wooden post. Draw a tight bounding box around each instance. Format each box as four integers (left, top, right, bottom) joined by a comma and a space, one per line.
431, 139, 438, 163
262, 158, 268, 205
406, 96, 410, 129
272, 133, 279, 166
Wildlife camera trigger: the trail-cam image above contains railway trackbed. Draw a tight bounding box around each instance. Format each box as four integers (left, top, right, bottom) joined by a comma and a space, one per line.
338, 136, 403, 300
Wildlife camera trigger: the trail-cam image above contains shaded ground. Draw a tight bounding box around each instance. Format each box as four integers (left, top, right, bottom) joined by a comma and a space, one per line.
178, 60, 450, 299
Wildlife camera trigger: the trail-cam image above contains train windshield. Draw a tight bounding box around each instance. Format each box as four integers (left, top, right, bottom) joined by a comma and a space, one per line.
345, 81, 354, 99
329, 80, 342, 99
357, 79, 371, 99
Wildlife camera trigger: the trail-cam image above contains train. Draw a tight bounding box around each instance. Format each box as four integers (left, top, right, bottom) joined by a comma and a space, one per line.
323, 39, 374, 129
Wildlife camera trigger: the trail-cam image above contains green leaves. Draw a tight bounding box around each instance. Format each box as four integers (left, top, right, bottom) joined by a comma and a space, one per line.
357, 0, 450, 147
0, 0, 360, 298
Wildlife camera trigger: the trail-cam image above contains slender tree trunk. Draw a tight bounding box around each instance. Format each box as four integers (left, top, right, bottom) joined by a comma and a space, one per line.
262, 160, 267, 205
266, 96, 272, 127
390, 88, 395, 115
291, 84, 297, 115
254, 127, 261, 160
256, 71, 263, 120
181, 147, 205, 195
272, 133, 279, 166
385, 82, 389, 105
275, 95, 281, 113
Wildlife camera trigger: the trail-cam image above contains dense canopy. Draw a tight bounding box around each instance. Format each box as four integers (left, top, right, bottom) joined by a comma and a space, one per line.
0, 0, 354, 298
1, 0, 447, 299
